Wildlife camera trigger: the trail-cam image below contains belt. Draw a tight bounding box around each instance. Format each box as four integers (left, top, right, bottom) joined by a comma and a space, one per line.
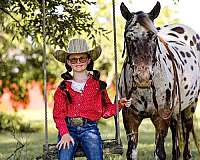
65, 117, 94, 126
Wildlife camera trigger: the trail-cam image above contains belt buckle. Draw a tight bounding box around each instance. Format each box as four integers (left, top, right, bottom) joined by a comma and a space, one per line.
71, 118, 84, 126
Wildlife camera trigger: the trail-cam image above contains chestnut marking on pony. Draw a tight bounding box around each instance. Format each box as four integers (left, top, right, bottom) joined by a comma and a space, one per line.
119, 1, 200, 160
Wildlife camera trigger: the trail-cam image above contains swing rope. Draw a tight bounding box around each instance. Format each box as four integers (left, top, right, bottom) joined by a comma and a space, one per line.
111, 0, 121, 145
42, 0, 48, 157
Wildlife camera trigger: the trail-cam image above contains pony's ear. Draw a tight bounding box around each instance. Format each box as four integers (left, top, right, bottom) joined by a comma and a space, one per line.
148, 1, 161, 20
120, 2, 132, 21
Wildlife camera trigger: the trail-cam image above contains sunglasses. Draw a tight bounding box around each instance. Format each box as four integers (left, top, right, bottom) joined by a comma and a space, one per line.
68, 56, 88, 64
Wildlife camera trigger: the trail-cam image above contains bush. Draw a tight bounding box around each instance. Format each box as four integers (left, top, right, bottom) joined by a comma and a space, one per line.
0, 112, 42, 132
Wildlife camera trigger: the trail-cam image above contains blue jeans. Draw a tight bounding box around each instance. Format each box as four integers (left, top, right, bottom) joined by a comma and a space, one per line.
57, 121, 103, 160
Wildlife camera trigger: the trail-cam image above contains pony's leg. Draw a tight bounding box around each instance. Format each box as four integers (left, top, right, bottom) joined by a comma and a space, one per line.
170, 117, 180, 160
122, 108, 142, 160
183, 117, 193, 160
151, 112, 170, 160
182, 104, 196, 160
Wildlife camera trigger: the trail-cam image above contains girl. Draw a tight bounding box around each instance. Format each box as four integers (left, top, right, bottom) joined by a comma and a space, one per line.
53, 38, 132, 160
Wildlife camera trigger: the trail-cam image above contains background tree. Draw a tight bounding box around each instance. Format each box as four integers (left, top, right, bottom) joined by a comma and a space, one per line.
0, 0, 106, 47
0, 0, 106, 110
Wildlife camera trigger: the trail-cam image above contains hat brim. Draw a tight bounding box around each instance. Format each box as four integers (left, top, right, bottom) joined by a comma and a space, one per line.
53, 46, 102, 63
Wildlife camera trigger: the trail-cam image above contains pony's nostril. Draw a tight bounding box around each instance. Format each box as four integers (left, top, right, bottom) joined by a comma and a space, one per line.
149, 74, 153, 80
135, 74, 139, 79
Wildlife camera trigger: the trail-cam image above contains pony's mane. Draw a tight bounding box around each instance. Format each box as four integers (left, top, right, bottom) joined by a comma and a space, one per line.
136, 12, 158, 35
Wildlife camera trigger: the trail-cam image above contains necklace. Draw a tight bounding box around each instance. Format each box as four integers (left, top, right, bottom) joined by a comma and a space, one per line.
73, 75, 88, 83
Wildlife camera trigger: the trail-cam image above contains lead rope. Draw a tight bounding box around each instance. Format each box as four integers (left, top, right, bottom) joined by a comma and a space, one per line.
42, 0, 48, 158
158, 36, 184, 155
112, 0, 120, 145
158, 36, 181, 119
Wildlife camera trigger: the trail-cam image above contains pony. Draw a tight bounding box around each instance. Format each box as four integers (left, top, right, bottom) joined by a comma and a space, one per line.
118, 1, 200, 159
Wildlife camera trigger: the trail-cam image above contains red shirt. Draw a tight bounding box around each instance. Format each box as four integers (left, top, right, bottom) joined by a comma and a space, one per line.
53, 75, 122, 136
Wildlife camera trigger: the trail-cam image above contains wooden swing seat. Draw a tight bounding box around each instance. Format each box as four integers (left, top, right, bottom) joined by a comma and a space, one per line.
41, 139, 123, 159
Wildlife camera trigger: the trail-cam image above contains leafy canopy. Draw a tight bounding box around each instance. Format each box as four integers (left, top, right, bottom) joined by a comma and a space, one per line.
0, 0, 106, 110
0, 0, 104, 47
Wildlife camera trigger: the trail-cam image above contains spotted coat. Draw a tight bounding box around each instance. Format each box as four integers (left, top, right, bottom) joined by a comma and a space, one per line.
118, 21, 200, 116
118, 2, 200, 159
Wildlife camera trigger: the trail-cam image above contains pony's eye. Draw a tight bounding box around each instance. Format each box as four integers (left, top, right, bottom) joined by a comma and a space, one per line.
126, 37, 132, 42
147, 31, 154, 39
126, 37, 131, 42
133, 37, 139, 43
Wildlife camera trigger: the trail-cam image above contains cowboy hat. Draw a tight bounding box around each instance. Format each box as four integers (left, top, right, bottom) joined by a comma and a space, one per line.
53, 38, 102, 63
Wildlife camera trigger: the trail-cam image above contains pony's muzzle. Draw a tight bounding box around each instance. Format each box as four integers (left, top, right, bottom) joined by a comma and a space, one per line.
134, 65, 152, 88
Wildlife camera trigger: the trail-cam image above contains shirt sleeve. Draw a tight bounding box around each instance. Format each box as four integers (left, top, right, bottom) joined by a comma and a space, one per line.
101, 89, 123, 118
53, 87, 69, 136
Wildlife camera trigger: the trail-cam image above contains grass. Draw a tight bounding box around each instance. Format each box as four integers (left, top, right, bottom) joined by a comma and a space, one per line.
0, 108, 200, 160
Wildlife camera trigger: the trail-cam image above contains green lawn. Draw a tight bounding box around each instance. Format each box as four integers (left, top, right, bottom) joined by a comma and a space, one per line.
0, 109, 200, 160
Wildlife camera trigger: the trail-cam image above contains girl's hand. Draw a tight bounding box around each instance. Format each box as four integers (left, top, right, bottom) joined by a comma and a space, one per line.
56, 133, 74, 150
119, 97, 132, 108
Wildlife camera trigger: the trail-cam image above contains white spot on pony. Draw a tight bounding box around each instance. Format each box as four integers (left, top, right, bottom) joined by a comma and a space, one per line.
131, 148, 137, 159
155, 154, 159, 160
120, 1, 200, 159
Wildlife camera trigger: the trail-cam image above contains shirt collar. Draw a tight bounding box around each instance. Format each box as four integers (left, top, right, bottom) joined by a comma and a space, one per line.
65, 73, 94, 90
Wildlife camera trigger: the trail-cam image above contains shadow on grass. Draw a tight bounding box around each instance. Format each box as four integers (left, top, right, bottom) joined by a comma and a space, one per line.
0, 116, 200, 159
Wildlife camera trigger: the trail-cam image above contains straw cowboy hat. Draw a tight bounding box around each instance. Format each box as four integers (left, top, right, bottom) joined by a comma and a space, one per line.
53, 38, 102, 63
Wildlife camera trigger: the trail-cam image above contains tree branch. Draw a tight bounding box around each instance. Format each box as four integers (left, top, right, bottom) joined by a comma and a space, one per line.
0, 7, 32, 36
6, 127, 25, 159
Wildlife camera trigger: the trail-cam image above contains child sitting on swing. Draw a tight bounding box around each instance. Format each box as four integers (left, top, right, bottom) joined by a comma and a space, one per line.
53, 38, 132, 160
